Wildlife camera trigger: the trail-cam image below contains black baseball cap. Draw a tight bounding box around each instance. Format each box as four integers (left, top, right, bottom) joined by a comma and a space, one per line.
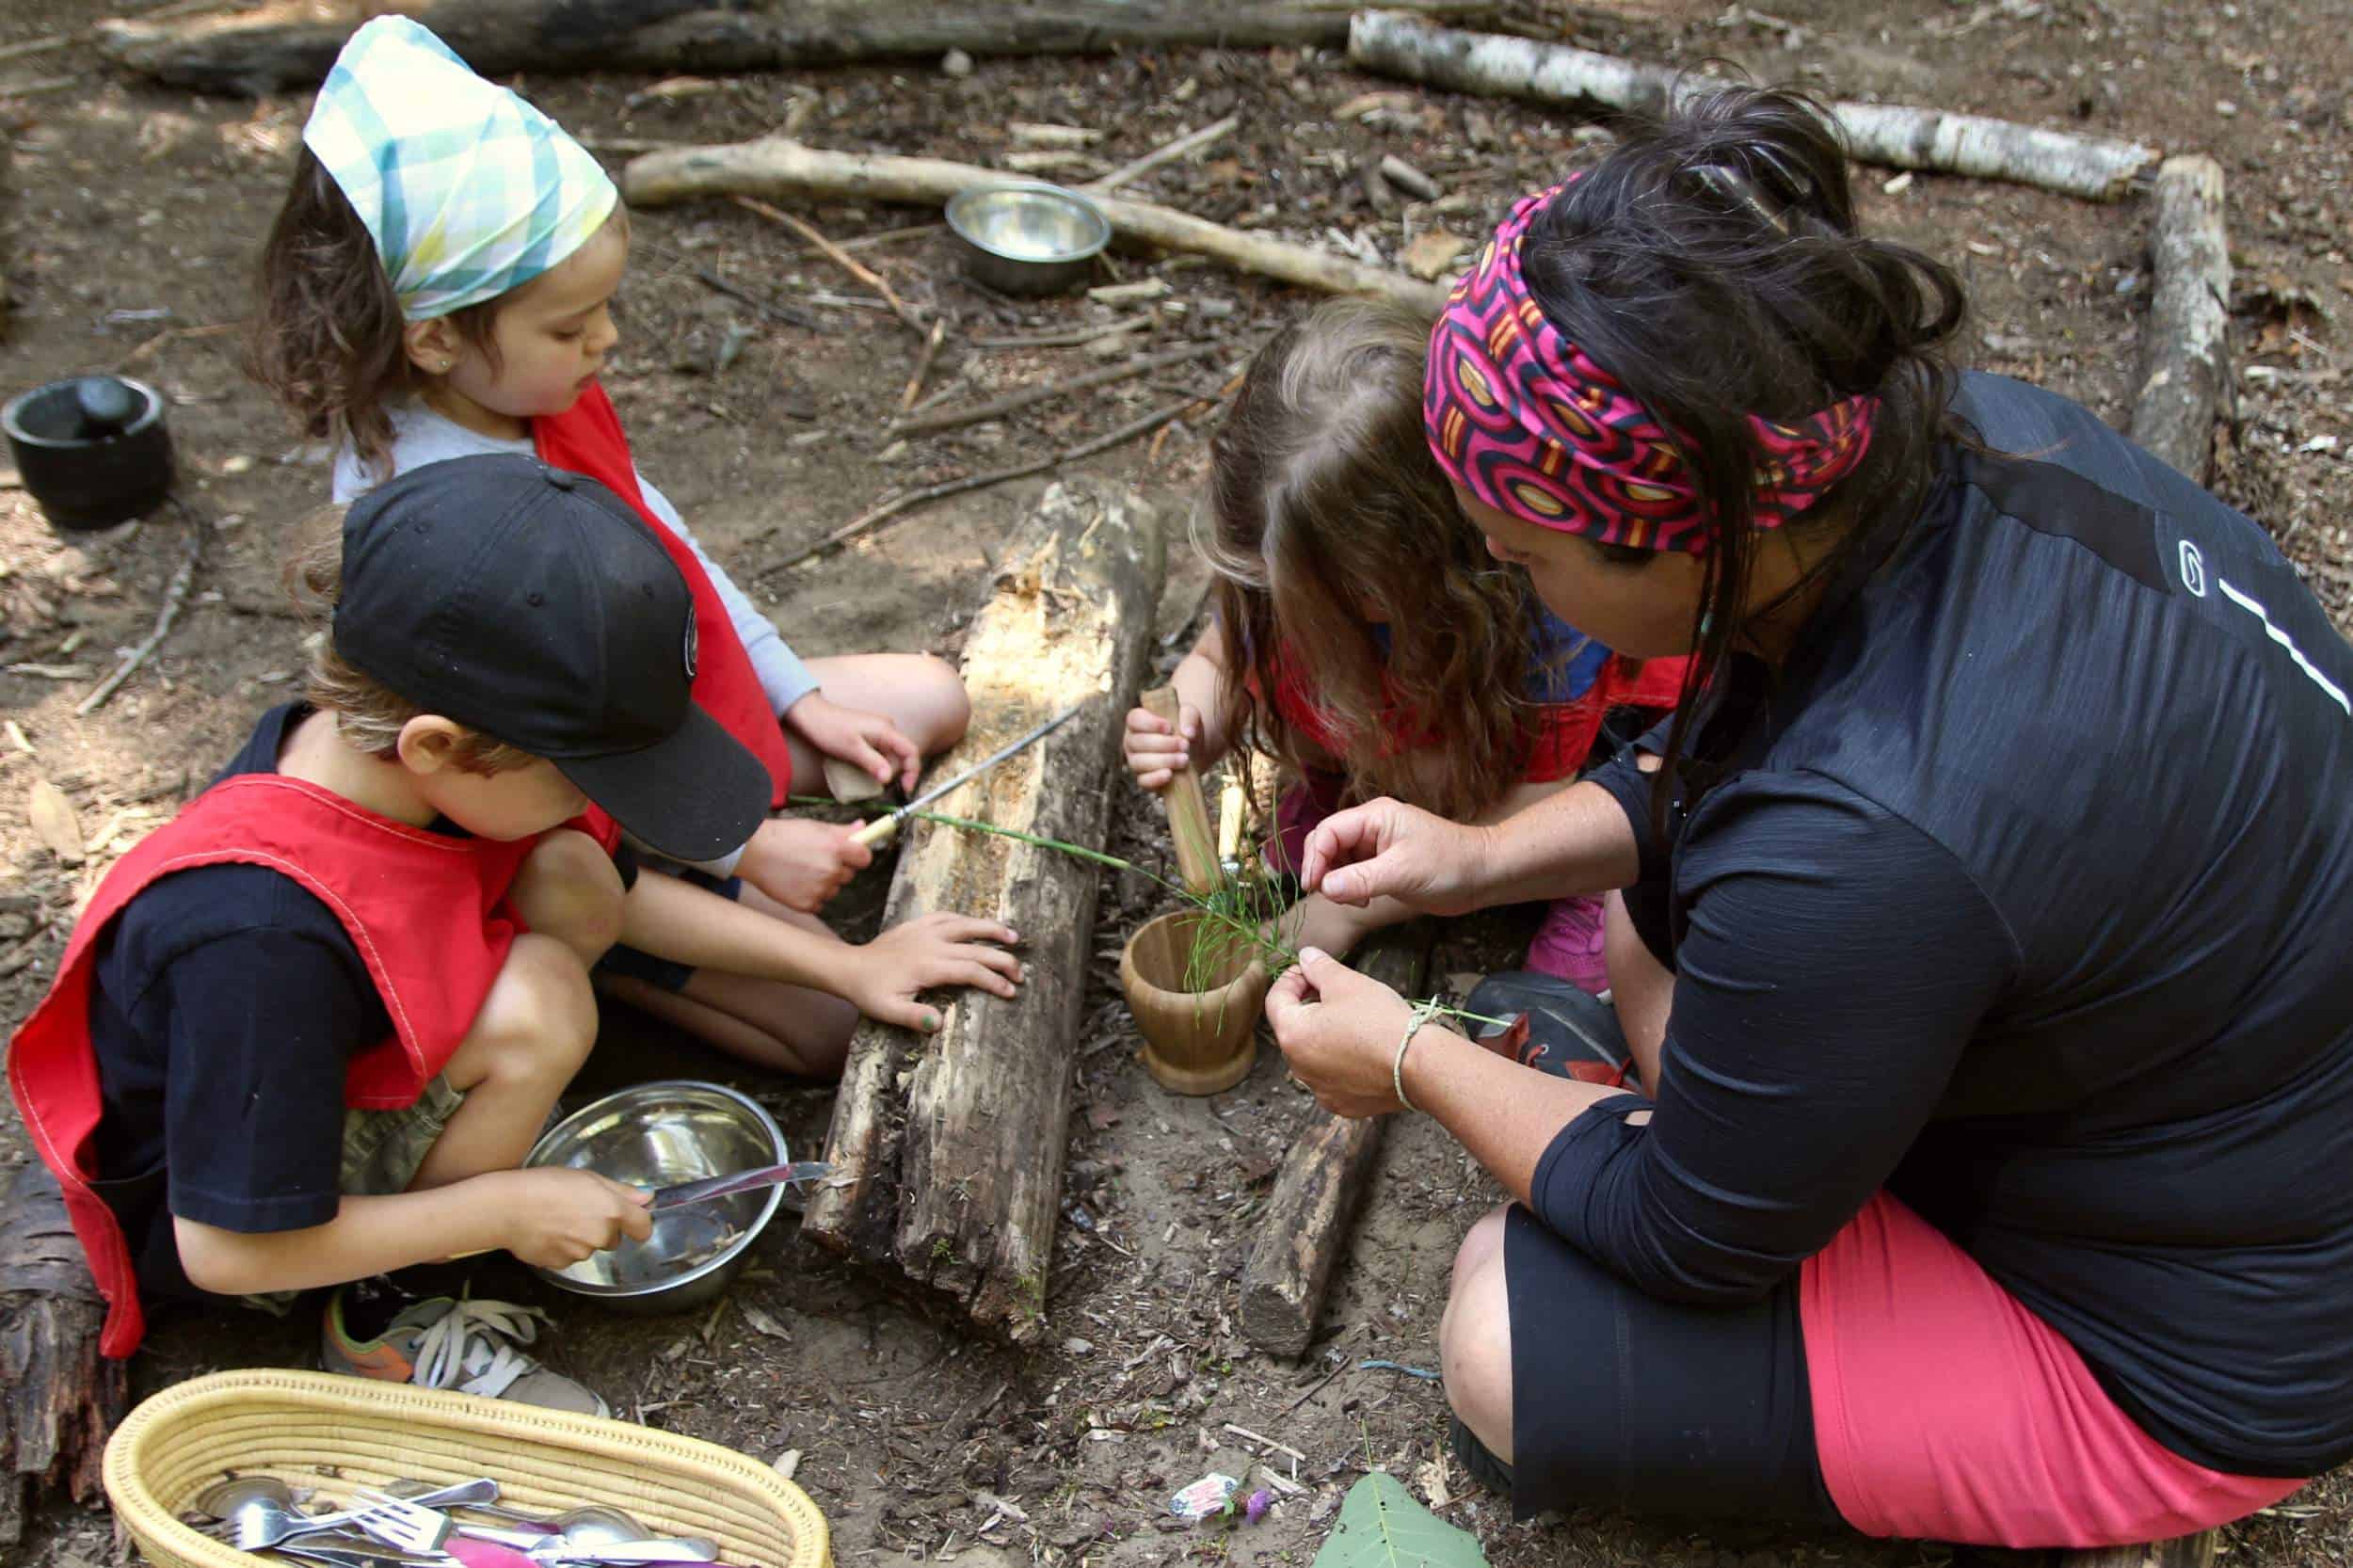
334, 453, 769, 862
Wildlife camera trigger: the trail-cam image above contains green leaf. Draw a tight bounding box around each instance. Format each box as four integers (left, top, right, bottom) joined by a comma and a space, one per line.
1310, 1471, 1488, 1568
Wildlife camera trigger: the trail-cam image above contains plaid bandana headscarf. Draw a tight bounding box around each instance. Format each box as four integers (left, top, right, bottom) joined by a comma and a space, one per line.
303, 17, 617, 322
1424, 182, 1878, 555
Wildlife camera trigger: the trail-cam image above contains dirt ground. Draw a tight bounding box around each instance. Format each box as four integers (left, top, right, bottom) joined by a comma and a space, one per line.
5, 1, 2351, 1565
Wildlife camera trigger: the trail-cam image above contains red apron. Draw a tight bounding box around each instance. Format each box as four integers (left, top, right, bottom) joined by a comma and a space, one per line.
6, 774, 611, 1356
1270, 646, 1694, 784
535, 383, 794, 807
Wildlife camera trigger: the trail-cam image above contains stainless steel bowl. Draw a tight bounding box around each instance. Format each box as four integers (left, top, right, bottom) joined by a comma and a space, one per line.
522, 1080, 785, 1315
944, 181, 1112, 296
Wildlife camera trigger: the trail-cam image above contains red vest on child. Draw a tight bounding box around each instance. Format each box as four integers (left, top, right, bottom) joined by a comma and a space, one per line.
6, 774, 613, 1357
535, 383, 794, 807
1270, 648, 1694, 784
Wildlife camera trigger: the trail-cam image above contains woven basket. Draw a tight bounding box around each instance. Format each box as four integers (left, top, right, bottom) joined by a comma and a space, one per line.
104, 1368, 830, 1568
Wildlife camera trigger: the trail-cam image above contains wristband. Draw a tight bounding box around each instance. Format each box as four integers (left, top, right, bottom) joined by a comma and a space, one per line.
1392, 999, 1444, 1113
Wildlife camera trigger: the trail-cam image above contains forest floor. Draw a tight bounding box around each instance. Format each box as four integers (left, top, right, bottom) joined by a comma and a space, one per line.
3, 1, 2349, 1565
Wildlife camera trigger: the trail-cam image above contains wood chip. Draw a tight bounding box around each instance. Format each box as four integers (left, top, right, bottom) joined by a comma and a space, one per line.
1087, 277, 1171, 305
1401, 230, 1471, 280
28, 777, 85, 863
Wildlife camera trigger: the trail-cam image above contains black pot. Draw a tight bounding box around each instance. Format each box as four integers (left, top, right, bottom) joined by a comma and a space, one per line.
3, 376, 175, 531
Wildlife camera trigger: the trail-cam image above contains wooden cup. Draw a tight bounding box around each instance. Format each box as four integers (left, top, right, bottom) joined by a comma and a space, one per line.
1121, 909, 1269, 1096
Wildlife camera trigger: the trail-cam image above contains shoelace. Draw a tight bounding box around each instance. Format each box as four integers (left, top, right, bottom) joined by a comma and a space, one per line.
408, 1295, 552, 1400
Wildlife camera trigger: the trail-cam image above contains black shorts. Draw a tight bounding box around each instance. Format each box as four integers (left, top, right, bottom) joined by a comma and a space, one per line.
593, 868, 744, 993
1480, 951, 1840, 1528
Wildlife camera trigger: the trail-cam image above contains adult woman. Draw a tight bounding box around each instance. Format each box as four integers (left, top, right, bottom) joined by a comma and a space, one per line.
1266, 87, 2353, 1548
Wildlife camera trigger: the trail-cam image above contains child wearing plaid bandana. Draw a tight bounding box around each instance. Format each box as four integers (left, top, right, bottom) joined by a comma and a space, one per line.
252, 17, 1018, 1079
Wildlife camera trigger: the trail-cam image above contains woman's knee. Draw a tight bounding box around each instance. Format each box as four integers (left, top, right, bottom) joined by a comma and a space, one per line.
1451, 1204, 1512, 1294
451, 932, 600, 1088
1440, 1226, 1516, 1461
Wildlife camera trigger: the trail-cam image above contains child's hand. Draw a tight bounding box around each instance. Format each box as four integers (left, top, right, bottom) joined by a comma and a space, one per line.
787, 693, 922, 793
1124, 701, 1201, 792
844, 913, 1024, 1032
497, 1169, 653, 1269
739, 817, 874, 913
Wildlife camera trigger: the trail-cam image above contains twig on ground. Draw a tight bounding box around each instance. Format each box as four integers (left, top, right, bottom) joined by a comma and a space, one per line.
971, 317, 1151, 350
1085, 114, 1240, 195
77, 505, 200, 717
112, 319, 244, 373
889, 342, 1219, 436
900, 318, 948, 413
762, 394, 1208, 574
692, 268, 823, 330
0, 74, 84, 99
731, 195, 928, 334
1277, 1355, 1353, 1416
0, 33, 71, 64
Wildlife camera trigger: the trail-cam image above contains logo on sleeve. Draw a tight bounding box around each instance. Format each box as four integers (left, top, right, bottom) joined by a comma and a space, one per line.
2178, 539, 2208, 598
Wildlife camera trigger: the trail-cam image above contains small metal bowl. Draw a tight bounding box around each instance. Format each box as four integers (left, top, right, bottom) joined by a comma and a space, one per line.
523, 1080, 786, 1315
945, 181, 1112, 296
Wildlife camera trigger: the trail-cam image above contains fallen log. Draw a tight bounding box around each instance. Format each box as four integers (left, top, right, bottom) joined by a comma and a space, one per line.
626, 138, 1448, 313
97, 0, 1497, 95
802, 479, 1167, 1341
0, 1162, 128, 1546
2127, 155, 2232, 484
1347, 9, 2162, 201
1239, 921, 1435, 1358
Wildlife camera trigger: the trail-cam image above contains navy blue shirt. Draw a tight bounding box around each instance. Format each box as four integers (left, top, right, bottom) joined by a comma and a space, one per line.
1552, 374, 2353, 1478
89, 705, 397, 1301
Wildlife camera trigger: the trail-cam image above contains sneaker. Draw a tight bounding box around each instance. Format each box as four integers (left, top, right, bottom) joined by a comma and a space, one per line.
323, 1288, 607, 1416
1463, 969, 1632, 1086
1525, 894, 1609, 994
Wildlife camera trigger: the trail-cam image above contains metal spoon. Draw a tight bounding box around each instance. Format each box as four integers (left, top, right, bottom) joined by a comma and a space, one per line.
388, 1485, 718, 1563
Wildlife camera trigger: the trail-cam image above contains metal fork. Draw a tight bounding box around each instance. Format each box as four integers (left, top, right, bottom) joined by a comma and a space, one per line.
344, 1490, 458, 1555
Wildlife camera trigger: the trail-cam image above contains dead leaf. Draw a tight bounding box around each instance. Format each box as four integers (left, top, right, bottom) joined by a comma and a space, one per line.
741, 1302, 792, 1339
1416, 1450, 1453, 1511
28, 778, 83, 864
772, 1448, 802, 1481
1401, 231, 1471, 281
1086, 1100, 1123, 1130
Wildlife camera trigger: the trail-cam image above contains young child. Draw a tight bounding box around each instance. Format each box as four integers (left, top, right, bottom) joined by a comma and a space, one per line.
1124, 299, 1688, 987
250, 16, 980, 1076
8, 457, 1019, 1408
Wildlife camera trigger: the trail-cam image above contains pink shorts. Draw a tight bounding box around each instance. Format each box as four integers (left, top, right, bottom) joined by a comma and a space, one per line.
1801, 1193, 2305, 1547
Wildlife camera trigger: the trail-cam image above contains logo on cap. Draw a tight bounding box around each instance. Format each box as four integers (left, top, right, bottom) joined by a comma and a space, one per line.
682, 612, 699, 680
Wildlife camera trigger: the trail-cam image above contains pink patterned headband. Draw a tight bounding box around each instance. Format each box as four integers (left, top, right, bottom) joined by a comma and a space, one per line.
1424, 183, 1879, 555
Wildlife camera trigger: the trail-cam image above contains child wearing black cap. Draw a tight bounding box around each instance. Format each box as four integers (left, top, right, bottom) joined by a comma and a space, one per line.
8, 456, 1018, 1412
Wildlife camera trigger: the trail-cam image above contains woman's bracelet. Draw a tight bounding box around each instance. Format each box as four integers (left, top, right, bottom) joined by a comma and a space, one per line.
1392, 999, 1445, 1113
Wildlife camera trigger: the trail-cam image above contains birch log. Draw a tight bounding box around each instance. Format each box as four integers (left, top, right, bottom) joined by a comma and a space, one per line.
2127, 155, 2232, 484
801, 480, 1166, 1341
96, 1, 1497, 94
1239, 922, 1434, 1357
0, 1163, 127, 1546
1347, 9, 2161, 201
625, 138, 1448, 312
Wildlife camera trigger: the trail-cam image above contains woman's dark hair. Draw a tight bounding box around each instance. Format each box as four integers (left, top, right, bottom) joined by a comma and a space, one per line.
1520, 83, 1968, 829
248, 148, 504, 480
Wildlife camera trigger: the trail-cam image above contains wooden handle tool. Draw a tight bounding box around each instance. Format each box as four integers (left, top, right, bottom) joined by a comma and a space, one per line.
1143, 684, 1222, 895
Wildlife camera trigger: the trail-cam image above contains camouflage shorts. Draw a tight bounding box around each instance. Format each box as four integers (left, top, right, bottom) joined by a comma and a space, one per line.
242, 1073, 465, 1314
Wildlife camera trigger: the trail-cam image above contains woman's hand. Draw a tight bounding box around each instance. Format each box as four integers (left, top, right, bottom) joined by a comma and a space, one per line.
787, 693, 923, 793
737, 817, 872, 913
1122, 701, 1201, 792
1302, 798, 1498, 916
1264, 946, 1421, 1117
845, 913, 1024, 1032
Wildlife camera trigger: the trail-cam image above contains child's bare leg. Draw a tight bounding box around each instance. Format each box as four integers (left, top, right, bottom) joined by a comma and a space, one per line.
598, 888, 858, 1077
788, 652, 971, 787
407, 934, 600, 1191
1605, 889, 1673, 1094
505, 828, 627, 969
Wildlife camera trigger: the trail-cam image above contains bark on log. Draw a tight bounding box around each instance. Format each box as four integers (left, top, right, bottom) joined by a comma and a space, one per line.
801, 479, 1167, 1341
1238, 921, 1434, 1358
96, 1, 1495, 95
1348, 9, 2162, 201
0, 1162, 128, 1546
2127, 155, 2232, 484
2060, 1532, 2218, 1568
625, 138, 1448, 313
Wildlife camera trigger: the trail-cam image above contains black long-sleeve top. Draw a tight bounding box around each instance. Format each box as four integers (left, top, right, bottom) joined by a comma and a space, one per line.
1537, 373, 2353, 1479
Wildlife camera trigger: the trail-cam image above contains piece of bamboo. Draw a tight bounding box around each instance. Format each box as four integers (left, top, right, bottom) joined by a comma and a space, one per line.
1141, 685, 1220, 895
